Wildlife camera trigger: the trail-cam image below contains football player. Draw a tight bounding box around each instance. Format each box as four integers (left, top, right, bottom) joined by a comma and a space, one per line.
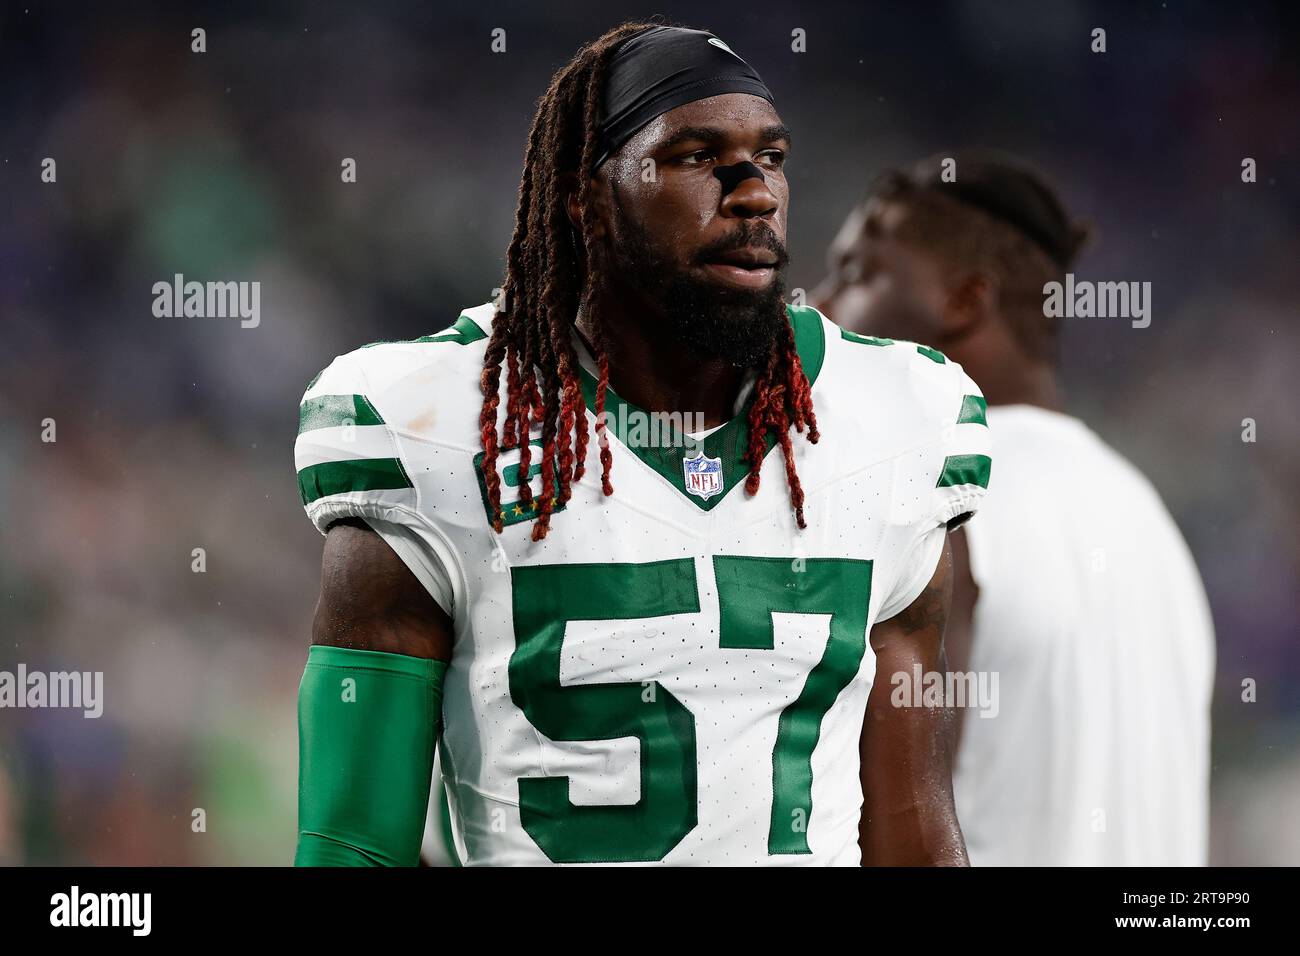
813, 151, 1214, 865
294, 24, 990, 866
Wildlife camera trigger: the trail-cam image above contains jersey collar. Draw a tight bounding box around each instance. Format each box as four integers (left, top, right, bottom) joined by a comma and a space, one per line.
571, 304, 825, 512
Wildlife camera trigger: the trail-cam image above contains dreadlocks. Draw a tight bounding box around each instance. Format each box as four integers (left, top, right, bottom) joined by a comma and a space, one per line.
479, 21, 819, 541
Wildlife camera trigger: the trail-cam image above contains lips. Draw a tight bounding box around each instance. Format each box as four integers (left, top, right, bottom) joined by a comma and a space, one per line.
703, 247, 779, 269
698, 249, 779, 291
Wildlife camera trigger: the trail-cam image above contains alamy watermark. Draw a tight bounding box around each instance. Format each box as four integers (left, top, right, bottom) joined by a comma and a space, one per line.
50, 886, 150, 936
152, 273, 260, 328
0, 664, 103, 718
1043, 273, 1151, 329
594, 405, 707, 450
890, 663, 999, 718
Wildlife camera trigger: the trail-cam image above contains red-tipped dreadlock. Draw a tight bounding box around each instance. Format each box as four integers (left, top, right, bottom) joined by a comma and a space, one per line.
479, 21, 819, 540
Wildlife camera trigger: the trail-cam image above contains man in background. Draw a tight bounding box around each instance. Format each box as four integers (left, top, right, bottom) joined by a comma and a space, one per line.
813, 151, 1215, 865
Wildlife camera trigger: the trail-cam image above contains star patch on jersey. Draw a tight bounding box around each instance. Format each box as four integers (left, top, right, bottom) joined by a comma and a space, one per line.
473, 440, 567, 529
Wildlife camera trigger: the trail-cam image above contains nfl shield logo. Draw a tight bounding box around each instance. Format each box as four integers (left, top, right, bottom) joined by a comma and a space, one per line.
682, 451, 724, 501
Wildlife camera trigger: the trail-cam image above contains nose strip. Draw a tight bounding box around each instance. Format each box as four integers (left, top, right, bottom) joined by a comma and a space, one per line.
713, 161, 765, 196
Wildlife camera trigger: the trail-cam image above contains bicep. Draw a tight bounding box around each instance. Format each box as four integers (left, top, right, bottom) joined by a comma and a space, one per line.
943, 528, 977, 675
297, 518, 449, 866
943, 528, 978, 750
313, 518, 454, 661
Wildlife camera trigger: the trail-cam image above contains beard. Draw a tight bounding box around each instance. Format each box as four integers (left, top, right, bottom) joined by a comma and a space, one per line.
606, 200, 791, 370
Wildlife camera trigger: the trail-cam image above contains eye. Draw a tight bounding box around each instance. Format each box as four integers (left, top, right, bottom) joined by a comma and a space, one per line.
756, 149, 786, 168
677, 149, 715, 165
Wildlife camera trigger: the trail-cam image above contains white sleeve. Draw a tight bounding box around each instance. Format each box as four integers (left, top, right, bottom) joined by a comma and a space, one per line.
873, 354, 992, 622
295, 351, 420, 533
364, 517, 456, 618
874, 523, 947, 622
295, 349, 462, 619
929, 369, 991, 531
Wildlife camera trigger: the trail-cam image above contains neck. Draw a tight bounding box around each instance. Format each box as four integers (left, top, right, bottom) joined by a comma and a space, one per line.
575, 289, 747, 428
940, 322, 1063, 411
969, 353, 1063, 410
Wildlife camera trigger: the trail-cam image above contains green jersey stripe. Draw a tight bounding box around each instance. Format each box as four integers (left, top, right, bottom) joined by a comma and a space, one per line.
956, 394, 988, 426
916, 344, 947, 364
420, 313, 488, 345
840, 328, 893, 347
298, 457, 413, 505
361, 313, 488, 349
299, 394, 385, 434
936, 453, 991, 490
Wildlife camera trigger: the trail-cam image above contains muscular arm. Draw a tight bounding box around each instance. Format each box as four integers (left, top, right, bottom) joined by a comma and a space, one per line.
859, 536, 968, 866
942, 527, 978, 752
295, 518, 453, 866
312, 518, 454, 660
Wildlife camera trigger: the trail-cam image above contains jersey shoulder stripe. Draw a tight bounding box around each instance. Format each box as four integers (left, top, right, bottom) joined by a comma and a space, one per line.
299, 393, 385, 431
937, 453, 992, 490
823, 315, 992, 527
293, 305, 493, 532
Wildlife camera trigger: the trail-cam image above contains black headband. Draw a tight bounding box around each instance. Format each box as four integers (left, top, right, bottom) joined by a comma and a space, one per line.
902, 152, 1083, 269
940, 179, 1078, 269
595, 26, 774, 167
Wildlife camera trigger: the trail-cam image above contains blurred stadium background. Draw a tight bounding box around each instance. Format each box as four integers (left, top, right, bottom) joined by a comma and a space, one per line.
0, 0, 1296, 864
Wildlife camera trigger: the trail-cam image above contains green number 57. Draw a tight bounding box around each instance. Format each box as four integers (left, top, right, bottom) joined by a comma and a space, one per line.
509, 555, 872, 863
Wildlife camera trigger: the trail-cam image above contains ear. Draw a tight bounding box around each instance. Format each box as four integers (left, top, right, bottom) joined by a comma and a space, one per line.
562, 170, 612, 242
942, 272, 996, 339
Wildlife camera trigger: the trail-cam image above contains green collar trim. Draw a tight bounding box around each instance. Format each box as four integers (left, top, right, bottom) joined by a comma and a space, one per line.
575, 304, 825, 512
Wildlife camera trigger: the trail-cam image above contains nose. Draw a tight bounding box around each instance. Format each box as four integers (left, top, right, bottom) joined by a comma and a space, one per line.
719, 170, 778, 221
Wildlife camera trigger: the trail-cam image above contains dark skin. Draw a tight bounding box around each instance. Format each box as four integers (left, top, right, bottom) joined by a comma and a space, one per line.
811, 195, 1059, 746
311, 518, 453, 661
860, 537, 967, 865
812, 197, 1061, 410
311, 96, 968, 866
569, 93, 789, 428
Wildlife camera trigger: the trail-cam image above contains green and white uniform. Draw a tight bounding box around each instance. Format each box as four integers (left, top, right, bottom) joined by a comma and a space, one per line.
295, 303, 990, 866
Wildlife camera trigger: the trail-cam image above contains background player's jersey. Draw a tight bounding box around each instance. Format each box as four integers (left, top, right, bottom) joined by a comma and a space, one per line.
952, 405, 1214, 866
294, 303, 990, 865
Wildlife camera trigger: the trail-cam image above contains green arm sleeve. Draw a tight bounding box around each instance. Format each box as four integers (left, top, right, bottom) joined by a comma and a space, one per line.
295, 644, 448, 866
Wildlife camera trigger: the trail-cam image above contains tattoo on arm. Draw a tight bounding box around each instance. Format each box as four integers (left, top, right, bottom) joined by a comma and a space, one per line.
891, 540, 953, 639
892, 575, 950, 636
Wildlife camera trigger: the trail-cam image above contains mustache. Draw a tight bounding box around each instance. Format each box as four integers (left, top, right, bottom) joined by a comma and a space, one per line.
691, 223, 789, 268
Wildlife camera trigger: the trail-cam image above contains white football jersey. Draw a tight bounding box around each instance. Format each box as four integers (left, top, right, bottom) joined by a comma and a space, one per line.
952, 405, 1214, 866
420, 751, 461, 866
295, 303, 991, 866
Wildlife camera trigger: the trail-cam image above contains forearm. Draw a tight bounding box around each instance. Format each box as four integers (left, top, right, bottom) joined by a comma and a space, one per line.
859, 537, 968, 866
859, 699, 967, 865
295, 644, 445, 866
